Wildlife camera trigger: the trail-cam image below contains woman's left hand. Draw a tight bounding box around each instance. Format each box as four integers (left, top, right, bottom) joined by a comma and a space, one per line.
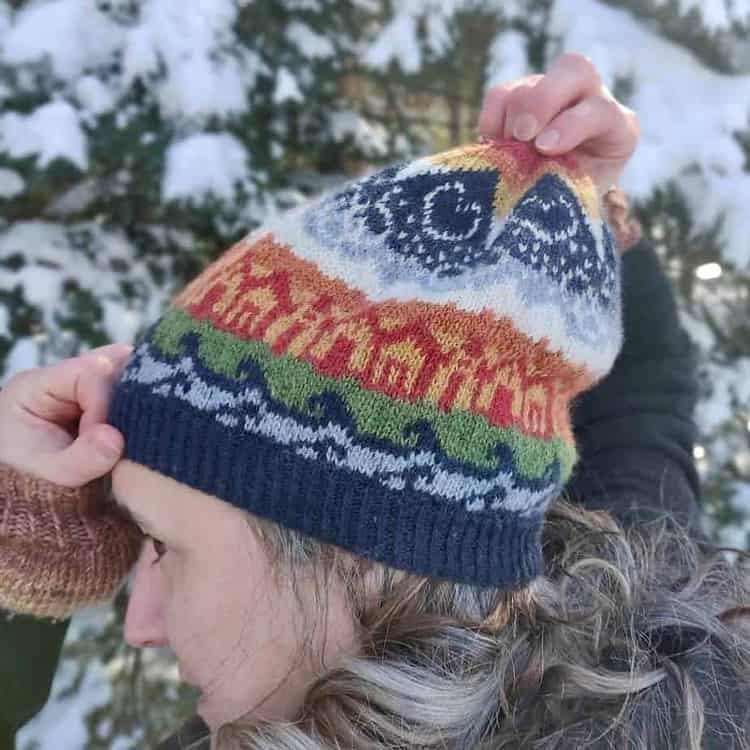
477, 51, 640, 196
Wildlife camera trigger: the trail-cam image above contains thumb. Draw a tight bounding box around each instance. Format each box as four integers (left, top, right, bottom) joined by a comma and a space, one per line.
43, 425, 125, 487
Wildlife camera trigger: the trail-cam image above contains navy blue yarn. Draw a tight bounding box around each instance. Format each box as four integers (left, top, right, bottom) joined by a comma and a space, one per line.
106, 340, 548, 588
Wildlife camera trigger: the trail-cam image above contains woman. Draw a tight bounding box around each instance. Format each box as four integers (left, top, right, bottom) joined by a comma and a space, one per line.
2, 53, 749, 750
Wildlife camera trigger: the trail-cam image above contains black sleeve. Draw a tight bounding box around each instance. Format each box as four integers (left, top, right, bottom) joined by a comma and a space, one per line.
563, 238, 706, 539
0, 611, 70, 743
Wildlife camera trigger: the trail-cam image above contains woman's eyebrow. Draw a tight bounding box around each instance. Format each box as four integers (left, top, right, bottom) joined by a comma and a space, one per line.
110, 491, 153, 531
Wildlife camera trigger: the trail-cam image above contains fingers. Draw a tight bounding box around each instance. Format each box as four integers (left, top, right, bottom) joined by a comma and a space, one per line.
502, 52, 603, 144
477, 74, 543, 139
42, 424, 125, 487
22, 343, 132, 486
0, 343, 134, 487
17, 344, 133, 426
77, 354, 129, 433
529, 93, 639, 158
478, 52, 605, 146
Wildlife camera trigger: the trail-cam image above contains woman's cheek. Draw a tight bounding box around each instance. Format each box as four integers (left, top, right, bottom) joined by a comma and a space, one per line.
161, 549, 199, 620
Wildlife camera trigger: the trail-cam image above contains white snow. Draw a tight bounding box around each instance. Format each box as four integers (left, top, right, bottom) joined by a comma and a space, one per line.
695, 362, 738, 433
362, 0, 474, 70
679, 309, 715, 351
15, 604, 155, 750
1, 0, 265, 198
0, 99, 88, 170
274, 67, 304, 103
0, 0, 124, 81
102, 301, 143, 346
364, 12, 421, 72
485, 30, 530, 89
359, 0, 750, 270
75, 75, 117, 117
286, 20, 335, 58
120, 22, 161, 84
0, 167, 24, 198
162, 132, 251, 203
16, 608, 118, 750
718, 482, 750, 551
16, 586, 189, 750
0, 2, 11, 44
3, 337, 40, 375
122, 0, 250, 123
329, 110, 390, 155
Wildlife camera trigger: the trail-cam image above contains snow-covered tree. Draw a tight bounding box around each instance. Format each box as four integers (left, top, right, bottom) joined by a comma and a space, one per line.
4, 0, 749, 747
0, 0, 411, 374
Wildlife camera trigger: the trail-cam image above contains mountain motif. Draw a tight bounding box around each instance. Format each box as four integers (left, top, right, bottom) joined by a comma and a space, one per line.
330, 165, 616, 306
487, 172, 617, 305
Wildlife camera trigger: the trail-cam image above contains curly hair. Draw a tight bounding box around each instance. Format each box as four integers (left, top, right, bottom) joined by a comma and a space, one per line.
201, 496, 750, 750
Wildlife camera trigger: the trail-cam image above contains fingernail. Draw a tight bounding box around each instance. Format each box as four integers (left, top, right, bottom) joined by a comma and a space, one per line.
536, 129, 560, 149
513, 113, 538, 141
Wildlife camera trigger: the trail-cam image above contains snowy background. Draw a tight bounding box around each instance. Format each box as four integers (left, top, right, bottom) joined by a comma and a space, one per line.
1, 0, 749, 747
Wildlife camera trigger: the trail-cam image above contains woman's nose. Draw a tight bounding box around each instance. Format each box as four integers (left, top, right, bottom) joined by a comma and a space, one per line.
124, 542, 169, 648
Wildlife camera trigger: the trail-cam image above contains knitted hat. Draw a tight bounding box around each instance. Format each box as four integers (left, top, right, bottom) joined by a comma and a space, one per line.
106, 137, 623, 589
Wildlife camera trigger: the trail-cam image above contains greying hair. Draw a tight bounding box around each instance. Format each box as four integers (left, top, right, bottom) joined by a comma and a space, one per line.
210, 499, 750, 749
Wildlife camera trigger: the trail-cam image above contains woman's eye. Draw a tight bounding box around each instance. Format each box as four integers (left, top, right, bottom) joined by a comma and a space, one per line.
145, 535, 166, 565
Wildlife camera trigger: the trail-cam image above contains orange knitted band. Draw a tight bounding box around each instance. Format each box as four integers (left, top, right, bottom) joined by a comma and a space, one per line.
0, 463, 143, 620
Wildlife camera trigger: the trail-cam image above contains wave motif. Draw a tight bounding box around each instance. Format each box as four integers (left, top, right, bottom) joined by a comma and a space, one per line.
121, 340, 561, 517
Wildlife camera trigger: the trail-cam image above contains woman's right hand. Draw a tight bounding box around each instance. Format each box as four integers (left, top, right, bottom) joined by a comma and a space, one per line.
477, 52, 643, 254
0, 343, 133, 487
477, 52, 641, 199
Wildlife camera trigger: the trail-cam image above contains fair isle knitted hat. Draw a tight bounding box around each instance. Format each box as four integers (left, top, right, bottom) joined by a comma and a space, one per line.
107, 137, 623, 589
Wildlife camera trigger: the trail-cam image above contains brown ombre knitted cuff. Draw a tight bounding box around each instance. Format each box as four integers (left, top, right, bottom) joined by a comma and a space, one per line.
0, 463, 143, 620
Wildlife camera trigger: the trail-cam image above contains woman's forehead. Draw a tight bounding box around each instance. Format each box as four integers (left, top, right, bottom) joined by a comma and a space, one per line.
110, 459, 242, 532
112, 459, 197, 501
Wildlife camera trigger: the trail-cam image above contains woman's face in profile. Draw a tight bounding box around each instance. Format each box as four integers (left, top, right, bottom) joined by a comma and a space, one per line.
110, 459, 356, 732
